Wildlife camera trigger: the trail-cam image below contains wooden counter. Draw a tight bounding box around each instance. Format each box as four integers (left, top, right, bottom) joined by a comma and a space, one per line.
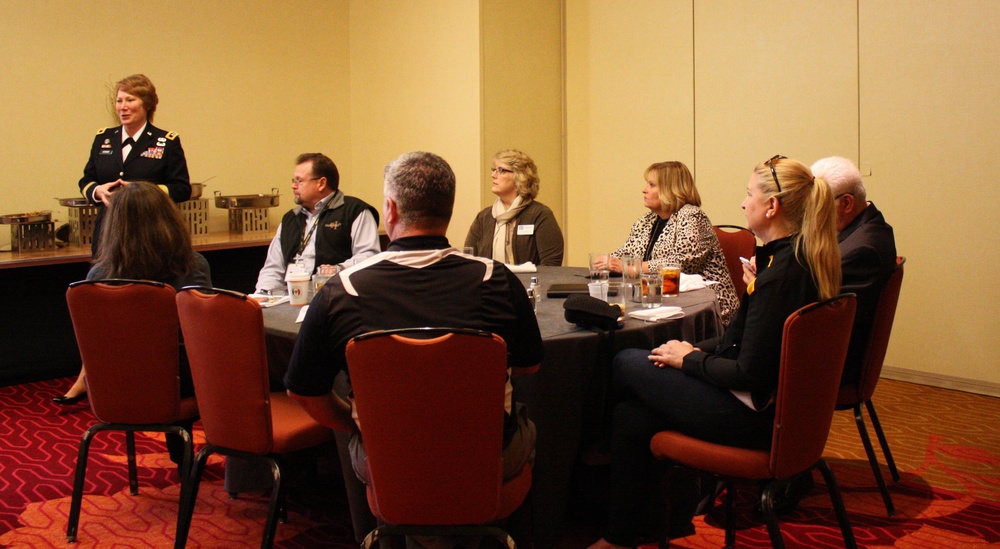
0, 230, 275, 270
0, 230, 276, 387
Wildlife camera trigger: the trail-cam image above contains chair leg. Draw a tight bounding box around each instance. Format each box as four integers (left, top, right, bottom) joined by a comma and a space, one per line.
126, 430, 139, 495
759, 482, 785, 549
174, 446, 213, 549
865, 399, 900, 482
724, 482, 736, 548
261, 457, 283, 549
66, 424, 101, 542
816, 459, 858, 549
853, 404, 896, 516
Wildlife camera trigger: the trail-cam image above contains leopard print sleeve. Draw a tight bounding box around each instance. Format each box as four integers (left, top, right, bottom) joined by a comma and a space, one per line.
647, 205, 740, 325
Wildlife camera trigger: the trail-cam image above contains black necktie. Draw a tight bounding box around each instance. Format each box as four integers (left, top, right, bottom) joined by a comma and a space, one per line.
122, 137, 135, 147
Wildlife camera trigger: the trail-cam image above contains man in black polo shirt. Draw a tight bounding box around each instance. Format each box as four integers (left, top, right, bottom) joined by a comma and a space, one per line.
255, 152, 381, 295
286, 150, 542, 487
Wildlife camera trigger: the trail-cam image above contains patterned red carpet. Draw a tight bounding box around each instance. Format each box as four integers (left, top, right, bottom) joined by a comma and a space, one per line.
2, 377, 999, 548
0, 378, 356, 548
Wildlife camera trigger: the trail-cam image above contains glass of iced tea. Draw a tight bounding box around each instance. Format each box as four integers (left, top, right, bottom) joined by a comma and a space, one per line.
660, 263, 681, 298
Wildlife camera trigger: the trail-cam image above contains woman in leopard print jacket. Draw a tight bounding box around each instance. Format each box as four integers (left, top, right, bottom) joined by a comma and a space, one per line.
607, 161, 739, 325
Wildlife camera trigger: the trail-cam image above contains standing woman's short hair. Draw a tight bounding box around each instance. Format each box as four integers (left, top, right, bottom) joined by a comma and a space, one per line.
94, 181, 195, 281
494, 149, 540, 200
115, 74, 159, 122
646, 161, 701, 214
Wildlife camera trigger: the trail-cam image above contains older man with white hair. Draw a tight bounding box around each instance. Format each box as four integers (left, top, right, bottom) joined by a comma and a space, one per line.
811, 156, 896, 385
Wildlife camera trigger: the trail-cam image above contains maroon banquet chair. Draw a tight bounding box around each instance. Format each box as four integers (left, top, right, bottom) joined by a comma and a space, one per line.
64, 279, 198, 543
650, 294, 858, 549
174, 287, 340, 549
836, 256, 906, 516
713, 225, 757, 297
345, 327, 532, 549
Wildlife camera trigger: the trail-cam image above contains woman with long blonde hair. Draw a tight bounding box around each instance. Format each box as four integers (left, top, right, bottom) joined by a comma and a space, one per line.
589, 156, 841, 549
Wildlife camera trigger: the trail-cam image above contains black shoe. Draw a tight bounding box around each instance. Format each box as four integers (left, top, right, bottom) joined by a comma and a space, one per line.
757, 474, 815, 516
52, 392, 88, 405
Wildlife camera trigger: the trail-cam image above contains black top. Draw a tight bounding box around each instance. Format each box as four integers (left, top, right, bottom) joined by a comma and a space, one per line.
285, 234, 543, 396
838, 202, 896, 384
78, 124, 191, 254
682, 235, 819, 410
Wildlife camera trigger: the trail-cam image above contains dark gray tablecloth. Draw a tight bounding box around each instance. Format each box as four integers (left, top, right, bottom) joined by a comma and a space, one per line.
260, 265, 723, 547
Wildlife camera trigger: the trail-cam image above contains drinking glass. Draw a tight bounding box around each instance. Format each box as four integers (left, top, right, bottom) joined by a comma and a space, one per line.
589, 252, 610, 282
640, 272, 661, 308
607, 280, 626, 321
660, 263, 681, 298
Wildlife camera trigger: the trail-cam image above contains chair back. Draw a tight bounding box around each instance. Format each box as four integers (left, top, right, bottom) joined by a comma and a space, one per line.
66, 279, 182, 424
845, 256, 905, 404
770, 294, 856, 479
346, 328, 509, 526
176, 288, 274, 454
713, 225, 756, 296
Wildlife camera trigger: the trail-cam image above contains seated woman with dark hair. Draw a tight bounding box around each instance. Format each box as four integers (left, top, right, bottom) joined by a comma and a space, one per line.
54, 181, 211, 409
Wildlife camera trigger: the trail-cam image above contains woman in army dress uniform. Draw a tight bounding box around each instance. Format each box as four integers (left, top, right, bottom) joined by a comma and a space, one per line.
77, 73, 191, 255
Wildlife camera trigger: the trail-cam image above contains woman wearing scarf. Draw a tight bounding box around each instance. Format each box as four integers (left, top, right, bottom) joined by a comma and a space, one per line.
465, 149, 564, 266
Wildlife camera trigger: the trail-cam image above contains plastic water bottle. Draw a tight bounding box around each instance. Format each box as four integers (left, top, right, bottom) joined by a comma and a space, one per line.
528, 276, 540, 312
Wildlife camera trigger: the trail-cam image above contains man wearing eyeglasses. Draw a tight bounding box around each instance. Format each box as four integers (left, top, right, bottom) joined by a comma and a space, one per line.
811, 156, 896, 385
255, 152, 381, 295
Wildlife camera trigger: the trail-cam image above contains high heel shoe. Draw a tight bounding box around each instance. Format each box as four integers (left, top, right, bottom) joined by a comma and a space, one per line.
52, 392, 88, 405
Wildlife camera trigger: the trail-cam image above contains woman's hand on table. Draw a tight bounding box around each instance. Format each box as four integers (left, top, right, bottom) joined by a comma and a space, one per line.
606, 256, 622, 273
649, 340, 695, 369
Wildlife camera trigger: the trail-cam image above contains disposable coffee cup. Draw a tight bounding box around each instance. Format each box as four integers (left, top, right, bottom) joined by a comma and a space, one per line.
287, 272, 311, 306
588, 281, 609, 301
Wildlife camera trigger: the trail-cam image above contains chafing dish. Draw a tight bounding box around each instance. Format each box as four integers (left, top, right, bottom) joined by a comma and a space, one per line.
1, 211, 52, 224
214, 188, 281, 209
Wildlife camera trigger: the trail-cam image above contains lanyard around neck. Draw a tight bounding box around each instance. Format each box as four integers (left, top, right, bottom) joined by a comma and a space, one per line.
295, 199, 329, 258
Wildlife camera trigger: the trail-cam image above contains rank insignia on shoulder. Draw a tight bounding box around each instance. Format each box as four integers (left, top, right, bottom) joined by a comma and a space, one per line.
165, 131, 179, 140
325, 221, 341, 230
96, 128, 108, 135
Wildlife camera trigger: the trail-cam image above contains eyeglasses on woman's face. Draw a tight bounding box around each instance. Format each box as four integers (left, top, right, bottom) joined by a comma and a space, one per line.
490, 166, 513, 175
763, 155, 787, 192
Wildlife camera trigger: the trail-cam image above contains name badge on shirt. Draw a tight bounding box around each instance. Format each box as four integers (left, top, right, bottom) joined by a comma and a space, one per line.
517, 224, 534, 236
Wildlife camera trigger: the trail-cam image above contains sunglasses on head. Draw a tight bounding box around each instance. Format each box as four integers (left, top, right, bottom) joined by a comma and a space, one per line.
763, 155, 787, 192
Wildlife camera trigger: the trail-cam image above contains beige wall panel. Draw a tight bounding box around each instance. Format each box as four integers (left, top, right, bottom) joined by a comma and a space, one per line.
0, 1, 350, 238
481, 0, 564, 251
693, 1, 858, 227
348, 1, 481, 246
860, 0, 1000, 385
565, 1, 694, 267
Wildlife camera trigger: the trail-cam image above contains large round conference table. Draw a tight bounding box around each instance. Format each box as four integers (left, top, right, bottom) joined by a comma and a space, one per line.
261, 265, 723, 547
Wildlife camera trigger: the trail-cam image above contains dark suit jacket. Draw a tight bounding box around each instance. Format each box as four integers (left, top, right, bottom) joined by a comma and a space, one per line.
78, 123, 191, 253
839, 202, 896, 385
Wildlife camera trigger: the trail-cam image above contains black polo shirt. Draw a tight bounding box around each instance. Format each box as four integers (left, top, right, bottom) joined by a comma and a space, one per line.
285, 235, 543, 399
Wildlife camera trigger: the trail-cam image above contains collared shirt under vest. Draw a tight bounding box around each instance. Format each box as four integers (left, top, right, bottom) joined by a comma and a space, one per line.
279, 192, 379, 272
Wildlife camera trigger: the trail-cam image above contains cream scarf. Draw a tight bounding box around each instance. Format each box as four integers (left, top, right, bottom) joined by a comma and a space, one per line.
491, 195, 531, 263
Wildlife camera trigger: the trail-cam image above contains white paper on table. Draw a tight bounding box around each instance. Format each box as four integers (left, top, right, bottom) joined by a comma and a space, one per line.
248, 295, 289, 308
679, 273, 718, 292
295, 305, 310, 323
505, 262, 537, 273
627, 306, 684, 322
